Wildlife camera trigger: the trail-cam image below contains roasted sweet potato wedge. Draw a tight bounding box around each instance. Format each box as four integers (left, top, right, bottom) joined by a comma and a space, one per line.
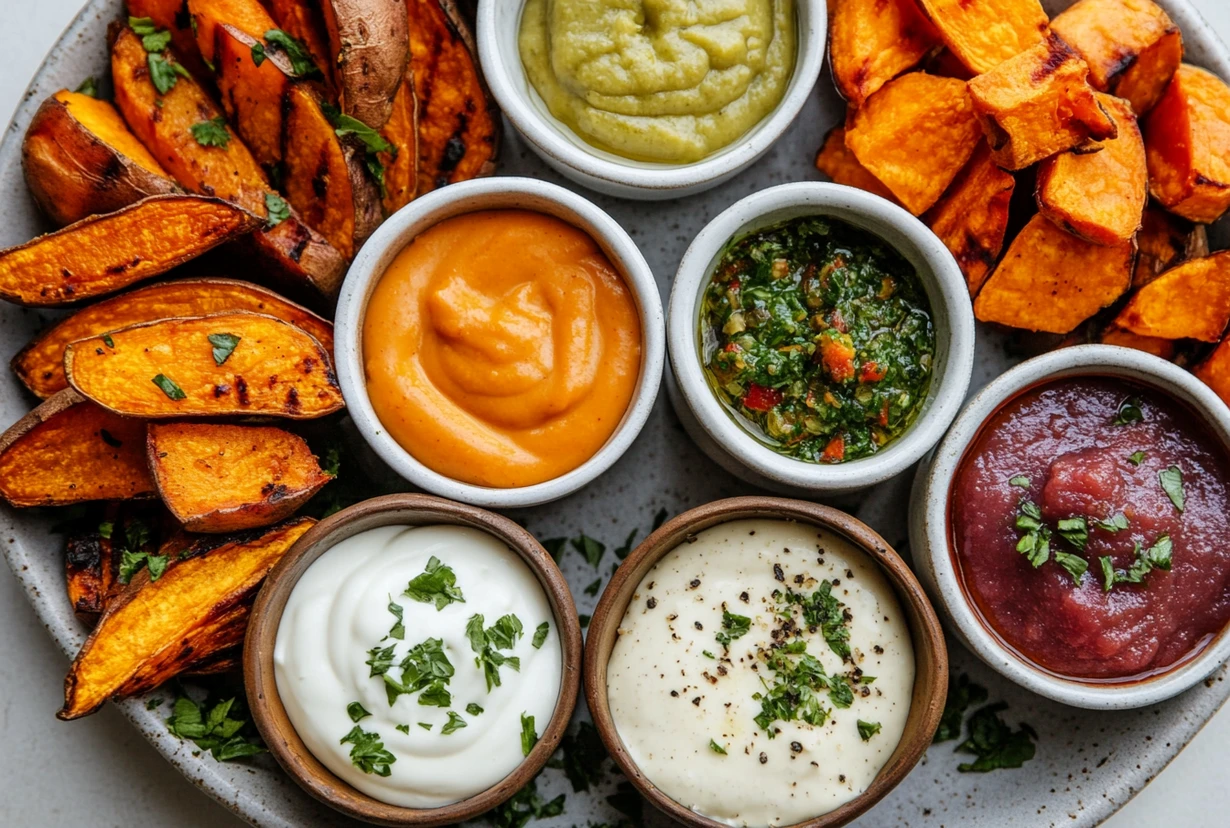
916, 0, 1049, 75
321, 0, 409, 129
1133, 206, 1209, 288
127, 0, 209, 77
829, 0, 940, 108
409, 0, 499, 193
813, 124, 900, 205
1050, 0, 1182, 115
844, 73, 981, 215
148, 422, 330, 532
115, 602, 250, 697
283, 84, 382, 259
969, 33, 1118, 170
215, 24, 292, 169
186, 0, 277, 66
0, 195, 259, 307
266, 0, 336, 88
22, 90, 178, 227
380, 66, 419, 214
65, 311, 343, 419
0, 390, 154, 507
1195, 336, 1230, 407
1112, 251, 1230, 342
924, 142, 1016, 296
59, 518, 313, 719
1099, 325, 1177, 359
974, 214, 1135, 333
1144, 64, 1230, 224
12, 278, 333, 399
1036, 94, 1147, 245
181, 648, 243, 678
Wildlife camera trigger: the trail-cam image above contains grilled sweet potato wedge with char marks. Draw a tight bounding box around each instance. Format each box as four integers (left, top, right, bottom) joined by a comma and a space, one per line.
916, 0, 1049, 75
127, 0, 209, 77
1113, 252, 1230, 342
148, 422, 331, 533
265, 0, 336, 87
186, 0, 278, 65
65, 311, 344, 419
214, 24, 292, 168
321, 0, 410, 129
22, 90, 178, 227
1145, 64, 1230, 224
380, 66, 419, 214
829, 0, 940, 108
0, 390, 154, 508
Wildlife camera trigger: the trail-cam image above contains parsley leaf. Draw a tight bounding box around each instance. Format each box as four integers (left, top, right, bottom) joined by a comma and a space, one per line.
1099, 535, 1173, 591
709, 739, 727, 755
571, 534, 605, 568
532, 622, 549, 649
466, 703, 484, 716
753, 644, 833, 736
1129, 450, 1146, 465
467, 614, 523, 691
101, 334, 115, 348
1053, 551, 1088, 586
521, 713, 538, 756
1112, 396, 1144, 426
147, 53, 189, 94
614, 529, 638, 560
487, 778, 565, 828
418, 722, 432, 731
395, 724, 410, 734
152, 373, 186, 400
441, 711, 467, 735
384, 637, 454, 707
956, 703, 1037, 772
1014, 500, 1051, 567
584, 578, 602, 596
263, 29, 321, 77
387, 597, 405, 640
166, 695, 265, 761
321, 102, 394, 154
75, 76, 98, 97
715, 611, 751, 649
541, 537, 567, 562
190, 116, 230, 148
366, 644, 396, 677
264, 192, 291, 227
347, 702, 370, 722
934, 673, 988, 743
207, 332, 241, 365
828, 677, 854, 709
1094, 513, 1129, 533
546, 720, 609, 792
1008, 475, 1031, 488
118, 549, 149, 584
145, 553, 169, 581
857, 719, 882, 741
786, 580, 851, 661
340, 725, 396, 776
1055, 516, 1088, 552
578, 613, 591, 628
652, 507, 669, 531
250, 41, 266, 67
129, 17, 172, 53
404, 556, 465, 609
1159, 466, 1185, 512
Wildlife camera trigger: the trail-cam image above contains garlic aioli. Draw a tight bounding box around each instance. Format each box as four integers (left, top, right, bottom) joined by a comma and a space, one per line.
607, 519, 914, 827
274, 525, 561, 808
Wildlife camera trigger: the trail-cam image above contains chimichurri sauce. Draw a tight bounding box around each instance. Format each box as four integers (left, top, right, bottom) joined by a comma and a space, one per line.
700, 216, 935, 463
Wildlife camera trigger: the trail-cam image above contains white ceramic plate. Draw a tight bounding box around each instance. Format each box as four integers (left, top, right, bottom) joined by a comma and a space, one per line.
1, 1, 1227, 826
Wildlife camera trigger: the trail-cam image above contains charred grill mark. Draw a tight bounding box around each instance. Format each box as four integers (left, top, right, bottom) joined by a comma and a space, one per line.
286, 386, 301, 413
312, 155, 330, 200
236, 376, 250, 406
213, 383, 231, 397
262, 483, 290, 502
1031, 35, 1076, 84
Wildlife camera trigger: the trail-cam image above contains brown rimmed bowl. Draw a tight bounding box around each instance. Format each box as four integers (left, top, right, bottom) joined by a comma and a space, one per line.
243, 493, 583, 827
584, 496, 948, 828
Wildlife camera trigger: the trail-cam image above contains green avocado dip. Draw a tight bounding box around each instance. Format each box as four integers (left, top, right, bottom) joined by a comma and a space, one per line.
700, 216, 935, 464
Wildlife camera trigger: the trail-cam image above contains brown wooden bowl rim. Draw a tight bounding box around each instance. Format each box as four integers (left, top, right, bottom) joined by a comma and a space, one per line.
243, 493, 583, 827
583, 496, 948, 828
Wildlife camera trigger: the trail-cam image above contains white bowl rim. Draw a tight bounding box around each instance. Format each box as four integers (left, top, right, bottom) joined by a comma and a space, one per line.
334, 176, 666, 509
919, 344, 1230, 709
475, 0, 827, 193
668, 181, 976, 491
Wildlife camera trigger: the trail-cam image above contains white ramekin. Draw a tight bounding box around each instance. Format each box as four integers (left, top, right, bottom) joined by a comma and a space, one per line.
475, 0, 827, 200
667, 181, 975, 494
334, 177, 665, 509
909, 345, 1230, 709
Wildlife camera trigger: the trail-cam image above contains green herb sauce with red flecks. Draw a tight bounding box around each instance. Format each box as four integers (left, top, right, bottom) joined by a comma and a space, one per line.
699, 215, 935, 463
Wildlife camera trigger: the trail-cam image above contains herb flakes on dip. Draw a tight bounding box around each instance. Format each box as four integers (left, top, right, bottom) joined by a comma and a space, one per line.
700, 215, 935, 464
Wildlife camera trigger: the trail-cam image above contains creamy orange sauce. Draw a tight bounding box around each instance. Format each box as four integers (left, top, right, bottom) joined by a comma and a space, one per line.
363, 209, 642, 488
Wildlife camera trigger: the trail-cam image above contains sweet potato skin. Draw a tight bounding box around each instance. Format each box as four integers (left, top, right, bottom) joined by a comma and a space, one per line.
148, 422, 330, 533
321, 0, 410, 129
1036, 93, 1147, 245
59, 518, 313, 719
381, 66, 419, 214
215, 24, 291, 168
829, 0, 940, 108
1144, 64, 1230, 224
1113, 251, 1230, 342
814, 124, 900, 205
916, 0, 1049, 75
22, 91, 178, 227
1133, 206, 1208, 288
974, 213, 1135, 334
0, 194, 260, 307
65, 311, 344, 420
1050, 0, 1182, 115
409, 0, 499, 193
969, 33, 1118, 170
924, 142, 1016, 296
12, 277, 334, 399
844, 72, 982, 215
0, 390, 155, 507
65, 528, 115, 623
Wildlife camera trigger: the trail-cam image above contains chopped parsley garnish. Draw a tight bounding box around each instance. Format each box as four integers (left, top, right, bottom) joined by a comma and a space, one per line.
584, 578, 602, 596
783, 580, 852, 661
75, 76, 99, 97
1008, 475, 1031, 488
250, 41, 266, 66
652, 507, 669, 531
101, 334, 115, 348
708, 739, 727, 755
207, 332, 240, 365
753, 643, 833, 736
418, 722, 432, 731
404, 556, 464, 609
1112, 396, 1144, 426
152, 373, 186, 400
578, 613, 591, 628
386, 597, 405, 640
441, 711, 467, 735
828, 676, 854, 708
1055, 516, 1087, 551
1159, 465, 1185, 512
934, 673, 988, 743
320, 102, 393, 194
541, 537, 567, 562
547, 720, 609, 792
190, 116, 230, 148
347, 702, 371, 723
147, 52, 190, 95
340, 725, 396, 776
614, 529, 638, 560
715, 610, 751, 649
955, 703, 1037, 772
98, 520, 114, 539
1013, 500, 1051, 567
702, 650, 715, 659
1099, 535, 1173, 591
521, 713, 538, 756
488, 777, 565, 828
857, 720, 882, 741
572, 534, 605, 568
532, 622, 549, 649
1053, 551, 1088, 586
165, 695, 265, 761
395, 724, 410, 734
146, 697, 164, 709
264, 192, 291, 227
466, 703, 484, 716
1094, 513, 1129, 533
366, 644, 396, 677
263, 29, 321, 78
383, 637, 454, 707
129, 16, 171, 52
116, 520, 165, 584
467, 613, 523, 691
1129, 450, 1147, 465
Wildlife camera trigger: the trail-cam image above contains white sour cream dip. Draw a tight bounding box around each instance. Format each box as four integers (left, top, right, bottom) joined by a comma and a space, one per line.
607, 519, 914, 827
274, 524, 561, 808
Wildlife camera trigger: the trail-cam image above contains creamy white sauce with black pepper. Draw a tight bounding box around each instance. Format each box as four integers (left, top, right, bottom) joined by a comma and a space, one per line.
606, 519, 914, 827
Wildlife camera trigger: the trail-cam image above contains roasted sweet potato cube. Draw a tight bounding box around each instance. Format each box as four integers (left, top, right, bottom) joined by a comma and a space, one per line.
924, 142, 1016, 296
844, 73, 982, 215
1050, 0, 1182, 115
916, 0, 1049, 75
1036, 94, 1147, 245
814, 124, 900, 205
969, 33, 1118, 170
148, 422, 331, 533
974, 214, 1135, 333
1133, 206, 1208, 288
1112, 251, 1230, 342
1145, 64, 1230, 224
830, 0, 940, 107
1098, 325, 1177, 360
